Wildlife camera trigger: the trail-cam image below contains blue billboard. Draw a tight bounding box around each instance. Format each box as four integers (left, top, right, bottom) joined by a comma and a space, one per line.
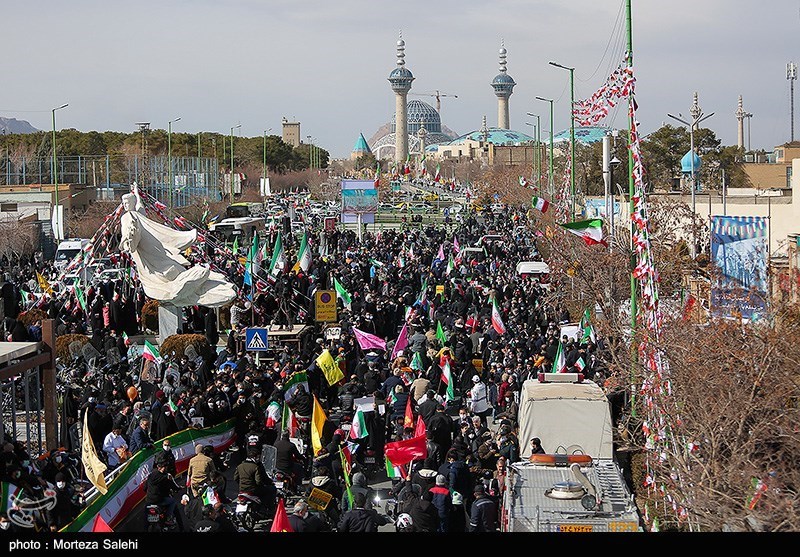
710, 215, 769, 320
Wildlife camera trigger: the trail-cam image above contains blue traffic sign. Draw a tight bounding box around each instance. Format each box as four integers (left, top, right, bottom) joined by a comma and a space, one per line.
245, 328, 269, 351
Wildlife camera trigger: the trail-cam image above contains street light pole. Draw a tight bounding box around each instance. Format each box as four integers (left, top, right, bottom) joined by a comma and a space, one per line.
527, 112, 541, 189
668, 94, 714, 259
549, 62, 575, 220
535, 96, 555, 198
52, 103, 68, 216
168, 117, 181, 209
230, 124, 241, 204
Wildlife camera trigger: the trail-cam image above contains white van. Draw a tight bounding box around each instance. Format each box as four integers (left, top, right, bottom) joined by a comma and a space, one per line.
516, 261, 550, 287
54, 238, 90, 271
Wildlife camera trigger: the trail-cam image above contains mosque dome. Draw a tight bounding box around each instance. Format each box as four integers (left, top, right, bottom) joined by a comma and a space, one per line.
552, 126, 613, 146
448, 127, 533, 146
681, 150, 702, 173
392, 100, 442, 135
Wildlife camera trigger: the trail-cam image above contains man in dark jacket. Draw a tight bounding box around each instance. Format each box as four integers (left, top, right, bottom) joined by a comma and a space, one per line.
426, 404, 455, 457
274, 430, 305, 489
234, 447, 275, 513
336, 492, 390, 532
128, 416, 154, 455
144, 460, 183, 530
407, 489, 439, 533
438, 449, 471, 504
287, 500, 329, 532
468, 483, 498, 532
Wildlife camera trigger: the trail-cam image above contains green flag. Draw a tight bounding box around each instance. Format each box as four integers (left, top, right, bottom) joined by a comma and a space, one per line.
73, 280, 87, 312
333, 277, 352, 307
339, 447, 354, 510
436, 321, 447, 346
269, 231, 286, 276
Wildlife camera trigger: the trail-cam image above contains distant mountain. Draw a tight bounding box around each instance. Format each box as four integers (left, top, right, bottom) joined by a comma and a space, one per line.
0, 117, 39, 134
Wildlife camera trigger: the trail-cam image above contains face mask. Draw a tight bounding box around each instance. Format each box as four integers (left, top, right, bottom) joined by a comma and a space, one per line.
22, 460, 29, 467
56, 481, 65, 489
0, 522, 8, 530
163, 445, 171, 452
55, 456, 62, 464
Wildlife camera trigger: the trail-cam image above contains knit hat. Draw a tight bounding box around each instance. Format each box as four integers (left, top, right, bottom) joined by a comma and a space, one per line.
435, 474, 446, 486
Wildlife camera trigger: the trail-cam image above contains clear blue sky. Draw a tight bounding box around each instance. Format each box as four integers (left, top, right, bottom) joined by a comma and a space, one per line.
3, 0, 799, 158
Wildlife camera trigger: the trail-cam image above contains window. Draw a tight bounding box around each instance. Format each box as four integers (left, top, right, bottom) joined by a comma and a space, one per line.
0, 203, 17, 212
787, 166, 793, 189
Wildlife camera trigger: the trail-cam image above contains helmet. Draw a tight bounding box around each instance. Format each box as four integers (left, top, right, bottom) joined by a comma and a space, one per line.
396, 513, 413, 531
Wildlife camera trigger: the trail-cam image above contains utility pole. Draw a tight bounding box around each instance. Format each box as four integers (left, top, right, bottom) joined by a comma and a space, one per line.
788, 62, 797, 142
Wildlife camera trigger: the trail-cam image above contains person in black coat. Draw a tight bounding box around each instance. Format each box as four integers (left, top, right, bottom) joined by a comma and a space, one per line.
287, 500, 329, 532
336, 492, 390, 533
204, 307, 219, 348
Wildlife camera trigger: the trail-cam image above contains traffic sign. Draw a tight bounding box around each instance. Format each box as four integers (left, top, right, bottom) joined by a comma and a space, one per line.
244, 328, 269, 351
315, 289, 338, 322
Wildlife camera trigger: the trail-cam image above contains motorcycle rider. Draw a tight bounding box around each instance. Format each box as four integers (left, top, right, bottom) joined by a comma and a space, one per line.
304, 464, 342, 525
143, 460, 183, 530
233, 446, 277, 516
274, 430, 305, 491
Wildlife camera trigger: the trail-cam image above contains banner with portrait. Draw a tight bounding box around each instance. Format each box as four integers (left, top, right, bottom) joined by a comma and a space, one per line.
710, 215, 769, 320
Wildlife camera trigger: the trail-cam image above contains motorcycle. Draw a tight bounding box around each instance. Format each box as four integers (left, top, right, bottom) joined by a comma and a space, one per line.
360, 447, 382, 480
234, 492, 270, 532
144, 504, 178, 532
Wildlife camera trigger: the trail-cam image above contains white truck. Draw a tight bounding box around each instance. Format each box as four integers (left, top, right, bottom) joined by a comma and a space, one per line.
54, 238, 90, 272
501, 372, 642, 532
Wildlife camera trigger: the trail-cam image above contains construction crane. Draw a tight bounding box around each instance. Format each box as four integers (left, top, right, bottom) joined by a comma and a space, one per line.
409, 90, 458, 113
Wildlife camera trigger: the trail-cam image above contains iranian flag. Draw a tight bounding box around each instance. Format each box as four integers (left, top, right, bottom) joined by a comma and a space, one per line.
269, 232, 286, 276
142, 339, 161, 363
292, 231, 312, 273
531, 195, 550, 213
350, 409, 368, 440
559, 218, 607, 246
167, 398, 178, 413
580, 308, 597, 343
574, 356, 586, 372
519, 176, 528, 187
265, 400, 282, 429
333, 277, 352, 308
552, 340, 567, 373
385, 456, 405, 479
374, 162, 381, 187
446, 254, 455, 276
441, 360, 454, 402
434, 164, 441, 183
282, 371, 309, 401
410, 351, 423, 371
491, 298, 507, 335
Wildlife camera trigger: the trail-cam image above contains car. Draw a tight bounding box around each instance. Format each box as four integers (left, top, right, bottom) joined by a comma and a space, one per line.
423, 193, 439, 202
378, 203, 396, 213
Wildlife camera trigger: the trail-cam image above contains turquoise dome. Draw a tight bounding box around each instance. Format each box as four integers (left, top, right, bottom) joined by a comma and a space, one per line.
681, 150, 702, 173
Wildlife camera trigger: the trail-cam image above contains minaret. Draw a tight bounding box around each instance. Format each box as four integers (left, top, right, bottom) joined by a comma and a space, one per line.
491, 41, 516, 130
736, 95, 746, 149
388, 31, 414, 164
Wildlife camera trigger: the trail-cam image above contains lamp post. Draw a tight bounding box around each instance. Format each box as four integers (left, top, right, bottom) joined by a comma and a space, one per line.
230, 124, 241, 204
608, 155, 621, 246
52, 103, 68, 215
526, 112, 541, 189
263, 128, 272, 196
535, 96, 555, 198
167, 117, 181, 208
668, 94, 714, 259
549, 61, 575, 219
197, 131, 202, 158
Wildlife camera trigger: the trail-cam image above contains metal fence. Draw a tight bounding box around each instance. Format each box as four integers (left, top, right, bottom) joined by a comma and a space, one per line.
1, 154, 220, 207
1, 368, 45, 457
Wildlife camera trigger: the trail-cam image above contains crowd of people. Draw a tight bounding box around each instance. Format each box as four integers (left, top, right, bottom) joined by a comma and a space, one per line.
0, 192, 616, 533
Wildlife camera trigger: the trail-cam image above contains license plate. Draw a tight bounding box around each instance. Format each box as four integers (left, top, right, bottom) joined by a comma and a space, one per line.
147, 514, 160, 523
275, 481, 284, 489
364, 456, 375, 464
236, 504, 248, 513
557, 524, 593, 532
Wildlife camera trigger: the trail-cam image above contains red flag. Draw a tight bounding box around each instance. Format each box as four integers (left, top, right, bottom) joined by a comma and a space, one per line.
404, 396, 414, 430
414, 415, 426, 438
270, 498, 294, 532
682, 294, 697, 321
92, 514, 113, 532
384, 434, 427, 467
